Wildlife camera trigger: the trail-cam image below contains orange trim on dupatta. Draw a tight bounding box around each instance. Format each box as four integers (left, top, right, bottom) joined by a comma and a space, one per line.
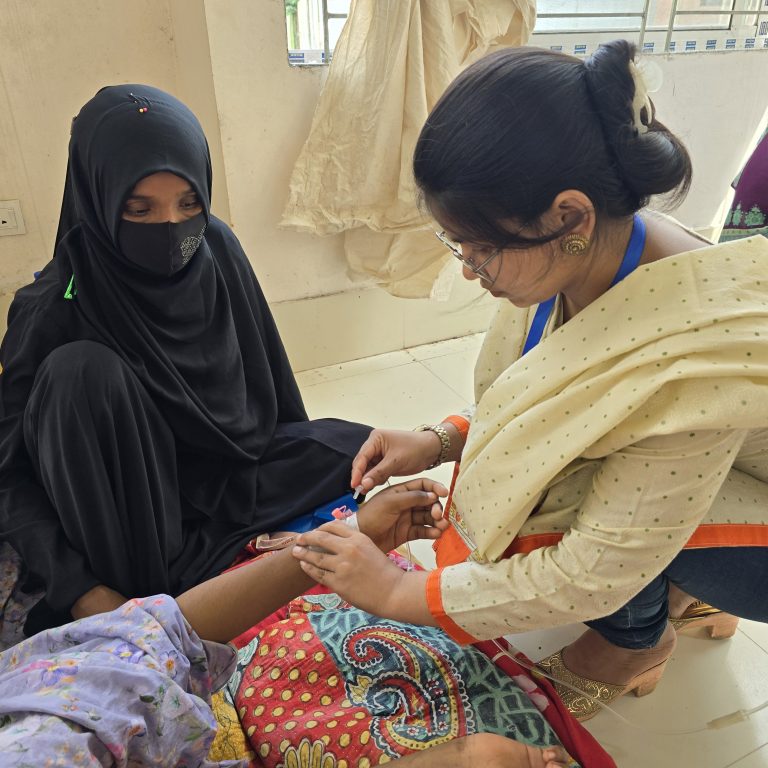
501, 524, 768, 557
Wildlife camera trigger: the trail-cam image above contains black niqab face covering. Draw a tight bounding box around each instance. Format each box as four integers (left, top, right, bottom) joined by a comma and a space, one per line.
58, 87, 212, 262
118, 212, 207, 276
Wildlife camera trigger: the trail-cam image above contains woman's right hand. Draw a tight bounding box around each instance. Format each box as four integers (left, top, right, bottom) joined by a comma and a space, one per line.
350, 428, 443, 494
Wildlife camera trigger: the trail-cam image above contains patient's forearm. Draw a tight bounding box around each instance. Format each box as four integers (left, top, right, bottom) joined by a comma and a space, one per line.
176, 547, 313, 643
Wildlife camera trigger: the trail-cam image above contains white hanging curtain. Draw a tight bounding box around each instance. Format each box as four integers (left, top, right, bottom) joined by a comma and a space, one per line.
280, 0, 536, 297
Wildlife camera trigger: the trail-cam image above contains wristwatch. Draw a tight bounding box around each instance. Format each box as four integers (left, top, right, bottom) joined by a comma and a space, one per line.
414, 424, 451, 469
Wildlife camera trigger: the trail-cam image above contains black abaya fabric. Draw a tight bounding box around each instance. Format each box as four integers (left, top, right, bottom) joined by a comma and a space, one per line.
0, 85, 370, 625
59, 85, 309, 513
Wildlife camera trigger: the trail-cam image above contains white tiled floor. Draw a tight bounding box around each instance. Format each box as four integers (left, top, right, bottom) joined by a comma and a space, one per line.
298, 333, 768, 768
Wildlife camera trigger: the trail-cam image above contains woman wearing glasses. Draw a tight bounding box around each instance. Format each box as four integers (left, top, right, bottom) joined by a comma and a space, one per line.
293, 40, 768, 720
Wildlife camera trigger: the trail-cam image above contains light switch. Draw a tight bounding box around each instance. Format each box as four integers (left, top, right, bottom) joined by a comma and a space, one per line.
0, 200, 26, 236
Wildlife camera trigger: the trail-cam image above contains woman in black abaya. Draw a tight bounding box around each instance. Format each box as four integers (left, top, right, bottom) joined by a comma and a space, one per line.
0, 85, 371, 633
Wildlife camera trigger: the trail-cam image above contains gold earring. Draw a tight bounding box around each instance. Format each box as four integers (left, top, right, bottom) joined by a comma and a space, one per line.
560, 233, 590, 255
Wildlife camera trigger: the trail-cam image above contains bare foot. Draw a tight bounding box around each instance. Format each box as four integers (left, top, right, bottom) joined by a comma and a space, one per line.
395, 733, 572, 767
560, 622, 676, 686
251, 531, 299, 551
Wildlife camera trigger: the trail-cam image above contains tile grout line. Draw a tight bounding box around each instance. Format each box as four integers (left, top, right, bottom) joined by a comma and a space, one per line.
721, 740, 768, 768
414, 359, 473, 408
735, 626, 768, 656
296, 358, 423, 388
295, 335, 486, 386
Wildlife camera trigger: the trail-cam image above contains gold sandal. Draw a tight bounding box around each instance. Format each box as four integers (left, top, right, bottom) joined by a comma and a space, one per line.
670, 601, 739, 639
536, 649, 669, 722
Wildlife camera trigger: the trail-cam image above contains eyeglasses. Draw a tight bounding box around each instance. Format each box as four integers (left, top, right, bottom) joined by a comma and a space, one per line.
435, 230, 501, 281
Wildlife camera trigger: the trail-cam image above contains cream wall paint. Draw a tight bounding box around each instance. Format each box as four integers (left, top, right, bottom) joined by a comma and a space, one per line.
168, 0, 231, 223
0, 0, 179, 293
187, 0, 490, 370
649, 51, 768, 236
0, 0, 237, 292
201, 0, 357, 304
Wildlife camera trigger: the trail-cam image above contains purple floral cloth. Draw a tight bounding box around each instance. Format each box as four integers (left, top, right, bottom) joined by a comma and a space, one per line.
0, 593, 244, 767
720, 128, 768, 242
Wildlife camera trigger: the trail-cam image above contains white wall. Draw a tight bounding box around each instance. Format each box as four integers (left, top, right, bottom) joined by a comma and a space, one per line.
169, 0, 231, 223
0, 0, 178, 294
1, 1, 766, 369
649, 51, 768, 236
201, 0, 355, 304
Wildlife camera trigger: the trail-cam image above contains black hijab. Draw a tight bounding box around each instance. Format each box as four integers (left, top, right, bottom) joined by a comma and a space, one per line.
50, 84, 307, 518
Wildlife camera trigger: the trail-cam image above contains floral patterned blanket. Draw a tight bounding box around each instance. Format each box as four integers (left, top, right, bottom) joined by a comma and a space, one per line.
0, 546, 613, 768
0, 593, 242, 767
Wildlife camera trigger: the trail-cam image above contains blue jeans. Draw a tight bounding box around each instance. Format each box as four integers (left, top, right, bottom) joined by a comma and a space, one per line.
586, 548, 768, 649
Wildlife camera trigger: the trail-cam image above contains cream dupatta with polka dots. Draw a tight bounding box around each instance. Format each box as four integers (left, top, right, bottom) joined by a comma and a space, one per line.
451, 236, 768, 564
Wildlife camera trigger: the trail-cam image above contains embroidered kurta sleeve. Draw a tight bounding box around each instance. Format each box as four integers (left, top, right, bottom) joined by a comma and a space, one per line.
428, 428, 751, 642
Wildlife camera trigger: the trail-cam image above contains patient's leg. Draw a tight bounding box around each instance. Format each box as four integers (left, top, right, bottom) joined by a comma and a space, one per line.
395, 734, 571, 767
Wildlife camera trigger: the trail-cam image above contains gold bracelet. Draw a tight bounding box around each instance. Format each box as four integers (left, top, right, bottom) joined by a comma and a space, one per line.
414, 424, 451, 469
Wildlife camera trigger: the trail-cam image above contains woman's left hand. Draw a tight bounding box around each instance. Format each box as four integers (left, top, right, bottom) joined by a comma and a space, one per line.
355, 477, 450, 552
291, 522, 431, 623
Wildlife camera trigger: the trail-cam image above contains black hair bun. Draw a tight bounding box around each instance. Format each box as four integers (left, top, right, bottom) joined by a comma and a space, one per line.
584, 40, 692, 207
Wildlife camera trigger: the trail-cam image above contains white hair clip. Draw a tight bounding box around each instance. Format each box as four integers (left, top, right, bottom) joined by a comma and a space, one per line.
628, 58, 663, 135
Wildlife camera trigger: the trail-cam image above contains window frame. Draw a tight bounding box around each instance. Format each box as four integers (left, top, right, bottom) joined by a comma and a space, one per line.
285, 0, 768, 65
532, 0, 767, 53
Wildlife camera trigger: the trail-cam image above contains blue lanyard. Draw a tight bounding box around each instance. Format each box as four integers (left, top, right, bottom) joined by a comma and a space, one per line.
521, 214, 646, 356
